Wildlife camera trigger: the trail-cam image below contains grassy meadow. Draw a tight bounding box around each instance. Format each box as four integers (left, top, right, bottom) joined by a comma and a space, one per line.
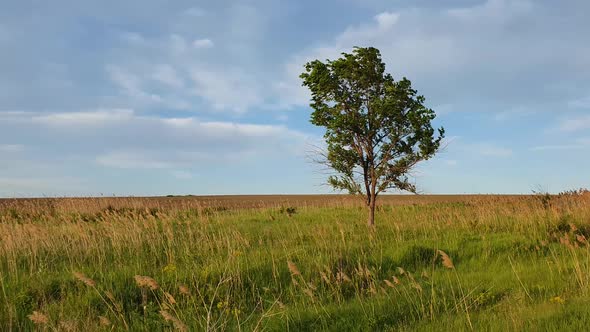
1, 194, 590, 331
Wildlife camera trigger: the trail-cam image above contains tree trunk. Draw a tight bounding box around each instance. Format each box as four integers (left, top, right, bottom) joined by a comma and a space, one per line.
367, 198, 376, 227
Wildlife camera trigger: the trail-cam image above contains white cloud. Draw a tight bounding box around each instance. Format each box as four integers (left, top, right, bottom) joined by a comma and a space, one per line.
0, 144, 24, 152
193, 38, 214, 49
199, 121, 291, 137
105, 23, 268, 113
32, 109, 134, 126
106, 64, 191, 110
557, 115, 590, 132
106, 65, 164, 103
183, 7, 207, 17
569, 96, 590, 109
120, 32, 145, 44
97, 151, 180, 169
531, 144, 581, 152
189, 66, 263, 112
434, 104, 454, 116
152, 64, 183, 88
375, 12, 400, 29
1, 111, 313, 170
277, 0, 589, 111
169, 34, 188, 54
474, 144, 513, 157
446, 0, 533, 21
531, 138, 590, 151
451, 140, 513, 158
494, 108, 537, 121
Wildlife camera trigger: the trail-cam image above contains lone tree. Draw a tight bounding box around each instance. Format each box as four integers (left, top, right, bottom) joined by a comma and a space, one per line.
300, 47, 445, 226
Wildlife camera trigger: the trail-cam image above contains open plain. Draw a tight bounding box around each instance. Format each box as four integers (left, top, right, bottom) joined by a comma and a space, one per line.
2, 194, 590, 330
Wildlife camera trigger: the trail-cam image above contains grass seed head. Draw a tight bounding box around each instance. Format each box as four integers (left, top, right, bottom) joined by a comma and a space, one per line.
178, 284, 190, 295
164, 291, 177, 305
160, 310, 187, 331
287, 261, 301, 276
384, 279, 395, 288
59, 320, 77, 331
99, 316, 111, 326
438, 250, 455, 269
73, 272, 96, 287
28, 311, 48, 325
134, 275, 160, 290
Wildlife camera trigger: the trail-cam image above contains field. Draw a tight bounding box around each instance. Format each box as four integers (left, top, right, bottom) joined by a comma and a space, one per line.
2, 194, 590, 331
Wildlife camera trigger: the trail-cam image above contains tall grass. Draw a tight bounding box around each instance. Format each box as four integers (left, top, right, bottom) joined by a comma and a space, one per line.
1, 194, 590, 330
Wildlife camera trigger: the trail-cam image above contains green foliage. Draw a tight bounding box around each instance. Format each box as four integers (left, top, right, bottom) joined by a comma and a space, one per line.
300, 47, 445, 206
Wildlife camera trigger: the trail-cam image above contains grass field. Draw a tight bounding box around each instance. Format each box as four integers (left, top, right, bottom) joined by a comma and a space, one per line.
2, 193, 590, 331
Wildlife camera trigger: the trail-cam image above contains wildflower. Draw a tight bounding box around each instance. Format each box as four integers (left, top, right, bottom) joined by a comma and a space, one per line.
162, 264, 177, 274
550, 296, 565, 304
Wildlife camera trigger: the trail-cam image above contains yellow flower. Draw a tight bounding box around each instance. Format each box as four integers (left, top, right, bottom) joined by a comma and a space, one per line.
162, 264, 177, 274
550, 296, 565, 304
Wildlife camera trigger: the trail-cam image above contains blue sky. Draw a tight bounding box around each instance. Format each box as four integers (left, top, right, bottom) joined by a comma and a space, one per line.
0, 0, 589, 196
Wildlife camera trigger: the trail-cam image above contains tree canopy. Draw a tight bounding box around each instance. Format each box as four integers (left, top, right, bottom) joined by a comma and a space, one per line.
300, 47, 445, 225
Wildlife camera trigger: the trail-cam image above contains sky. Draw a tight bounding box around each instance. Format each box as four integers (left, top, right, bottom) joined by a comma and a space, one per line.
0, 0, 589, 197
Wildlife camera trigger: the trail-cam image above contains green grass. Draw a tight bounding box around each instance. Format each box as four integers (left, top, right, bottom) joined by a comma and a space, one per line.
1, 196, 590, 331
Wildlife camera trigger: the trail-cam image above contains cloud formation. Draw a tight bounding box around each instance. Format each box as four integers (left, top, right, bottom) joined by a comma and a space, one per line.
279, 0, 590, 113
0, 0, 589, 195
